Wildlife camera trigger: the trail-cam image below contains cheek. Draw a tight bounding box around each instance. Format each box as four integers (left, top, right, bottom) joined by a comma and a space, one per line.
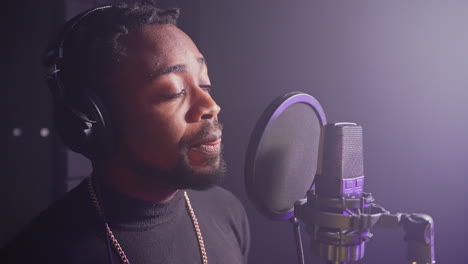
123, 102, 189, 167
150, 114, 186, 148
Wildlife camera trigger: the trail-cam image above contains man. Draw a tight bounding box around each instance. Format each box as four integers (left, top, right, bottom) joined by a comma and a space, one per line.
2, 2, 250, 264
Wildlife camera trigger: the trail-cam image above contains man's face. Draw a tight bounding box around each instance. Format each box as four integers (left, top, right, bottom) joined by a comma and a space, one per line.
109, 24, 224, 189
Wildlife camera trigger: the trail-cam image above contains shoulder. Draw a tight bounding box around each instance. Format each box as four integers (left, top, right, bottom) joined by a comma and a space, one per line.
19, 179, 95, 234
2, 179, 98, 263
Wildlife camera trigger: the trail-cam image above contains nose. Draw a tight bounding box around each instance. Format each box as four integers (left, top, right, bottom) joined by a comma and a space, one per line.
187, 87, 221, 122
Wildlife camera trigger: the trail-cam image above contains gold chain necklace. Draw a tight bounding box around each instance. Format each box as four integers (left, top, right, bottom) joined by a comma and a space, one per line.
87, 178, 208, 264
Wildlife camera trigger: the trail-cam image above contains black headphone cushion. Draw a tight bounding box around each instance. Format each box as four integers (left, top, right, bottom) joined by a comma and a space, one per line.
53, 92, 113, 160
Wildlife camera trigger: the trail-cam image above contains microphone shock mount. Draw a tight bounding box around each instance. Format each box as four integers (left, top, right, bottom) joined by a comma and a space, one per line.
294, 190, 435, 264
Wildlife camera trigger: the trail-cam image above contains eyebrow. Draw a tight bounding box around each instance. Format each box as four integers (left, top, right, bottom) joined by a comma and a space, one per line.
149, 56, 207, 79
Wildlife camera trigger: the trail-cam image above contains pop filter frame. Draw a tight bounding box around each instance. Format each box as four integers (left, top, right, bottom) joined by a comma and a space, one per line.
245, 92, 327, 220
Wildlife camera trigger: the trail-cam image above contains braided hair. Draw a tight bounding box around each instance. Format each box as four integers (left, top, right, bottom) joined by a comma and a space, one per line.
53, 2, 180, 97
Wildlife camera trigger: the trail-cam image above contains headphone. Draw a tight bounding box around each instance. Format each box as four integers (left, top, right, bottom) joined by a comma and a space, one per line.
43, 6, 115, 160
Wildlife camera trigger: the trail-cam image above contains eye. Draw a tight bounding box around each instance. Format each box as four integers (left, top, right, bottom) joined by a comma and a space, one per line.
199, 84, 213, 94
162, 89, 186, 99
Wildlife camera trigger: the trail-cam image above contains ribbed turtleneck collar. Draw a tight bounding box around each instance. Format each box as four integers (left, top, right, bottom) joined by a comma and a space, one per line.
90, 177, 186, 231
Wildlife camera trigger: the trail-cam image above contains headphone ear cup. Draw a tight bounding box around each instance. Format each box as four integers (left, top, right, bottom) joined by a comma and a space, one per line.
52, 92, 114, 160
53, 100, 94, 155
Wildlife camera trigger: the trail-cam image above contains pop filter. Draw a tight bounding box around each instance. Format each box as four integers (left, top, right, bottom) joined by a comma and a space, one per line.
245, 92, 327, 220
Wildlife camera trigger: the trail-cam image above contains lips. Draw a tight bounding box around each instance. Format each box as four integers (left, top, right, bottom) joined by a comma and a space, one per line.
186, 124, 222, 166
191, 138, 222, 154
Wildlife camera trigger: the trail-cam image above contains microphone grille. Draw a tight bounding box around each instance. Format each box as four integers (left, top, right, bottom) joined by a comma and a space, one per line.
316, 123, 364, 198
341, 124, 364, 179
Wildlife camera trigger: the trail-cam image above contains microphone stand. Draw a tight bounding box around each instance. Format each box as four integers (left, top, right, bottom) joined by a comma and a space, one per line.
294, 190, 435, 264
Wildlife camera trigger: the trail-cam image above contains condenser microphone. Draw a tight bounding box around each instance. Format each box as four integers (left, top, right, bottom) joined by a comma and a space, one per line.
294, 122, 374, 264
315, 122, 365, 200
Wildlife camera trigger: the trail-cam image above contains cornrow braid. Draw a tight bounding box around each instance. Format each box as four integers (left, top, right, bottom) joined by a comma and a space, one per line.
56, 2, 180, 98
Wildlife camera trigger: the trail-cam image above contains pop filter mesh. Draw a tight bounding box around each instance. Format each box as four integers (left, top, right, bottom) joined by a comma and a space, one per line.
249, 97, 324, 219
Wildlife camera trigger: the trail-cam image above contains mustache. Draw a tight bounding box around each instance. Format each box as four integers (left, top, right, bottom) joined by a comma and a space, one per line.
197, 119, 223, 139
181, 120, 223, 148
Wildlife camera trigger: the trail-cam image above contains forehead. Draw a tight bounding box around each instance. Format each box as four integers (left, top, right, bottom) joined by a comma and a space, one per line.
122, 24, 202, 68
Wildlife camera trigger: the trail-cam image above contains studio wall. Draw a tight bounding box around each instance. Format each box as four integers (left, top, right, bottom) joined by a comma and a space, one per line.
3, 0, 66, 246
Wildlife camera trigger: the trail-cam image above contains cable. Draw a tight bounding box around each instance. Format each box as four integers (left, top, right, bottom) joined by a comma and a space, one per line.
292, 217, 305, 264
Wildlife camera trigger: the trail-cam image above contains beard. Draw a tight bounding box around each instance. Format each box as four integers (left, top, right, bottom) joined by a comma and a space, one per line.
167, 148, 227, 190
129, 120, 227, 190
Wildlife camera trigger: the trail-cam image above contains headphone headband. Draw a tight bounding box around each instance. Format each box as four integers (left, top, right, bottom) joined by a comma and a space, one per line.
44, 5, 112, 68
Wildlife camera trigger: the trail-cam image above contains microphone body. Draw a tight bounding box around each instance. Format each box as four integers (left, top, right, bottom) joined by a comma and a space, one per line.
296, 123, 373, 263
316, 123, 364, 199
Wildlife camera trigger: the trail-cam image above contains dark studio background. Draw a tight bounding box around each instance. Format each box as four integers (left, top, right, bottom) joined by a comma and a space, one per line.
3, 0, 468, 263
